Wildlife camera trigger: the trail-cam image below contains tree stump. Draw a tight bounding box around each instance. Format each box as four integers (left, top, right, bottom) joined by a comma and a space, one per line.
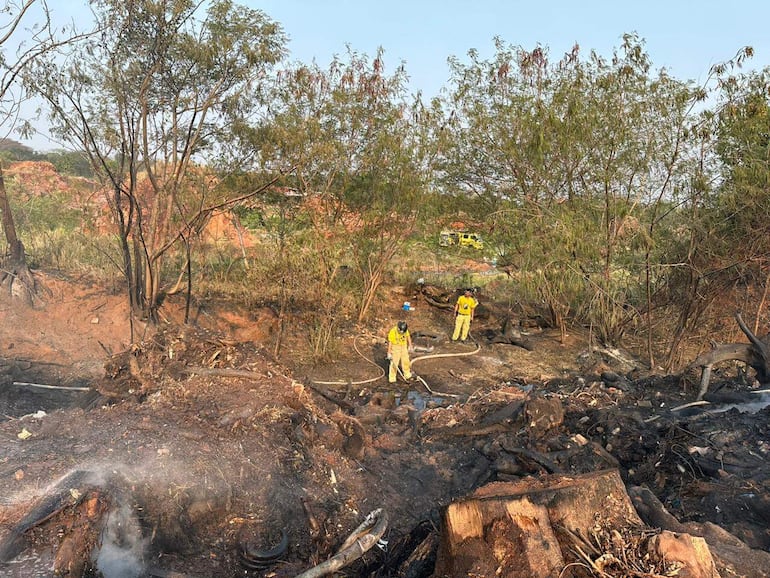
434, 469, 720, 578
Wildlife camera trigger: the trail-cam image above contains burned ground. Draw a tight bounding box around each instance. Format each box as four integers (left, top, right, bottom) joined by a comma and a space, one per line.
1, 273, 770, 576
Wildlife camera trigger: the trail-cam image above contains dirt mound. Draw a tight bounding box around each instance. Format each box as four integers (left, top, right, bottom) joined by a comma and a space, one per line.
1, 274, 129, 375
5, 162, 69, 198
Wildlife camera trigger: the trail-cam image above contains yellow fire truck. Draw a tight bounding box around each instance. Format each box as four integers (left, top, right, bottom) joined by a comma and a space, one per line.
439, 230, 483, 249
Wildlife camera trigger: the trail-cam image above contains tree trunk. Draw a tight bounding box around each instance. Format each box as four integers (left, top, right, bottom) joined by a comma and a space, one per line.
0, 163, 36, 304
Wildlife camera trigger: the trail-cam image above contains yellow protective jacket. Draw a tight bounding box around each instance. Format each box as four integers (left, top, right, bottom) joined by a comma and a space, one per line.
455, 295, 477, 316
388, 327, 410, 347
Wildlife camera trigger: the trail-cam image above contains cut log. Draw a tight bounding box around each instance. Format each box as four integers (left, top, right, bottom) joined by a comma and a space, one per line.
648, 531, 720, 578
435, 470, 723, 578
0, 470, 93, 562
53, 491, 108, 576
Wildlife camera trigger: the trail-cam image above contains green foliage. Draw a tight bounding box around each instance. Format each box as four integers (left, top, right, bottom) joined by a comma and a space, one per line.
0, 139, 39, 162
4, 181, 114, 276
255, 48, 430, 322
7, 7, 766, 364
0, 145, 95, 177
11, 192, 82, 232
240, 225, 356, 359
431, 34, 710, 345
232, 205, 266, 230
24, 231, 121, 279
44, 150, 94, 177
711, 69, 770, 258
27, 0, 288, 324
188, 241, 253, 302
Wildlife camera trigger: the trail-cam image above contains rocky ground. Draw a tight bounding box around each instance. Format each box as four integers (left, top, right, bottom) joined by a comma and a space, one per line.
1, 272, 770, 577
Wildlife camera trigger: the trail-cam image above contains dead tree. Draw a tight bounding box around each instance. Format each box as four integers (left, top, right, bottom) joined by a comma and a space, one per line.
687, 311, 770, 400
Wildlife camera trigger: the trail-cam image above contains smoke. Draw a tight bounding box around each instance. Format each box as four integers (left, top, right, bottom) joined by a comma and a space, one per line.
94, 502, 148, 578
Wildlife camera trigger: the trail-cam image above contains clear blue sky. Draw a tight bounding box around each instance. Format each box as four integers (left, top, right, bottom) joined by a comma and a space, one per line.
17, 0, 770, 150
252, 0, 767, 97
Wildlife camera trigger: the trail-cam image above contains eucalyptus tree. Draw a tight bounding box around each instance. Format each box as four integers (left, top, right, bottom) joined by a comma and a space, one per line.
434, 40, 578, 338
255, 48, 426, 332
341, 53, 427, 322
30, 0, 286, 333
625, 48, 757, 370
571, 35, 710, 359
438, 35, 702, 349
708, 66, 770, 327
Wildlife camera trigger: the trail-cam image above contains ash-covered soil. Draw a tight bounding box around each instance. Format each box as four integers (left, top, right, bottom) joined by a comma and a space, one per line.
1, 273, 769, 577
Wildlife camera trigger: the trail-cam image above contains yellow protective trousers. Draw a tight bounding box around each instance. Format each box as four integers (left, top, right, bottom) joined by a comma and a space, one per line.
389, 344, 412, 382
452, 314, 471, 341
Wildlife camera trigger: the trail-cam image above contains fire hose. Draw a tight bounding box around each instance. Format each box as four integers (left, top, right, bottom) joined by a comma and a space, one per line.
309, 333, 386, 386
310, 333, 481, 395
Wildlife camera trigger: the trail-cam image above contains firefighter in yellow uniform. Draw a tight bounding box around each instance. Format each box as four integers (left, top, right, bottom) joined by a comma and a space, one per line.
452, 288, 478, 342
387, 321, 413, 383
